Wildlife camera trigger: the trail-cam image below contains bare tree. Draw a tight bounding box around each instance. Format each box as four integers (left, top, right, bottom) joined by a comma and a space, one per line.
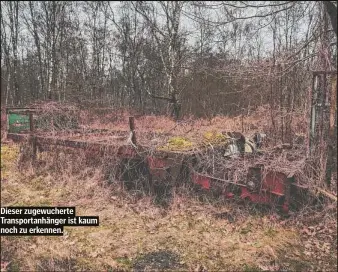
134, 1, 186, 119
0, 0, 335, 131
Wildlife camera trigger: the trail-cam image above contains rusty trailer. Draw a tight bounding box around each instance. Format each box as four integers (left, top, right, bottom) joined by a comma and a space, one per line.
6, 108, 306, 213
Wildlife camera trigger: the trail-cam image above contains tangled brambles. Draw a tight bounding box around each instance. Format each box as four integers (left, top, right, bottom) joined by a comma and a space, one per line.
32, 102, 79, 131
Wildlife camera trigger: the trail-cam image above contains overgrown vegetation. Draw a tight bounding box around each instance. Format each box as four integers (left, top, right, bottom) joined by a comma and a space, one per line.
1, 1, 337, 271
1, 142, 337, 272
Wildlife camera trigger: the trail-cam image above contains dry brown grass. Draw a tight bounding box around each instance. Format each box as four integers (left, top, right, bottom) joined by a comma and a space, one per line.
0, 103, 335, 271
1, 143, 337, 272
76, 105, 307, 144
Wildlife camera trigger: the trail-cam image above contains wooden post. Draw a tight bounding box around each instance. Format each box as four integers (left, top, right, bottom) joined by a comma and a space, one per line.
129, 116, 137, 145
6, 110, 10, 133
32, 136, 37, 161
29, 113, 34, 132
28, 135, 37, 161
325, 75, 337, 186
329, 75, 337, 139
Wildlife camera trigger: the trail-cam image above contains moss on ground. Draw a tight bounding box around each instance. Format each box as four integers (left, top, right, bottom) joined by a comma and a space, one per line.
203, 131, 229, 145
158, 136, 194, 151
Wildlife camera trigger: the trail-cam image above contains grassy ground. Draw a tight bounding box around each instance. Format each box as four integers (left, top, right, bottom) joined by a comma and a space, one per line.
1, 144, 337, 272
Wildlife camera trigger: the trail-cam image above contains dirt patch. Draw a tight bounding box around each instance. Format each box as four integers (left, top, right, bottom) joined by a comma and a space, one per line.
133, 250, 186, 272
36, 257, 79, 272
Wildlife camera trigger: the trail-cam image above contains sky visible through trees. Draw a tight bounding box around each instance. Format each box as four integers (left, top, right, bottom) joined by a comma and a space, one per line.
1, 1, 336, 119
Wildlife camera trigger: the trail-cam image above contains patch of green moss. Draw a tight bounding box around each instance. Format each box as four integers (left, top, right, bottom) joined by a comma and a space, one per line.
159, 137, 194, 151
203, 131, 229, 145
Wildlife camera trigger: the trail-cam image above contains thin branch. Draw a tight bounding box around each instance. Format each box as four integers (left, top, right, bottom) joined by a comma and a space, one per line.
182, 2, 297, 26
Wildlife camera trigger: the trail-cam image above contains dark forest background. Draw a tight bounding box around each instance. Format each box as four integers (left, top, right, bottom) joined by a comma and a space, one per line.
1, 1, 337, 119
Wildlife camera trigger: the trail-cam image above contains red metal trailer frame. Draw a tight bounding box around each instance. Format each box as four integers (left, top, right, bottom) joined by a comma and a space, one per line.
6, 110, 302, 212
